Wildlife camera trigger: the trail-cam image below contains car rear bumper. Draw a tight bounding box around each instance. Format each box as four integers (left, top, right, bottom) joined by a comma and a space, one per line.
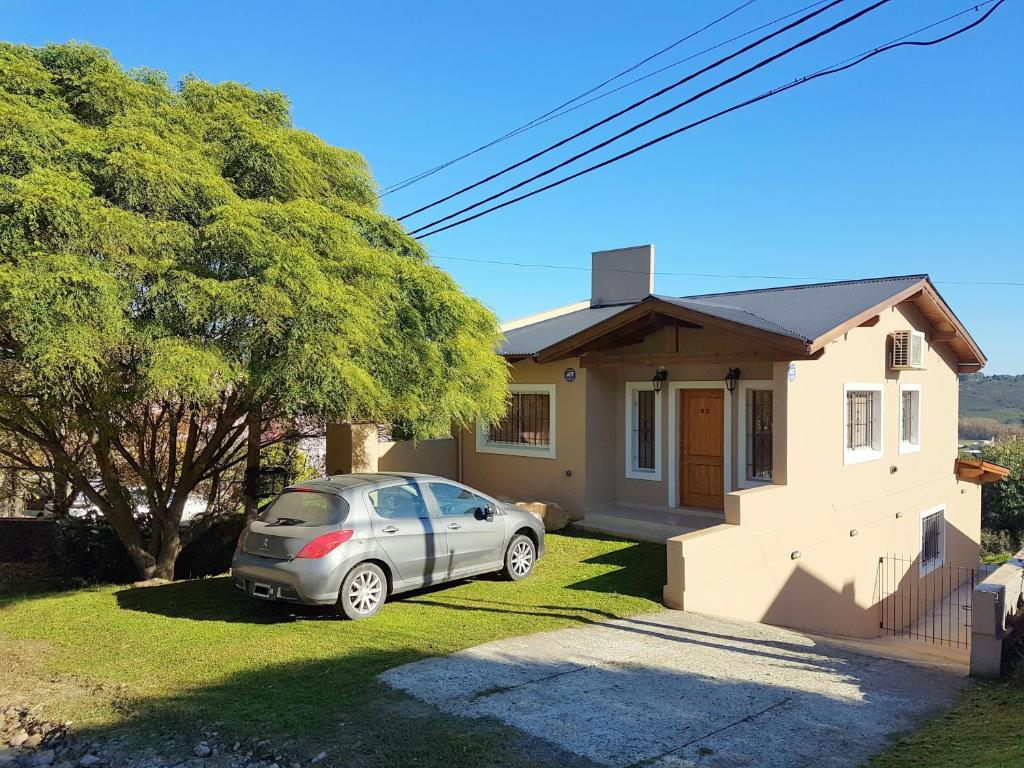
231, 551, 341, 605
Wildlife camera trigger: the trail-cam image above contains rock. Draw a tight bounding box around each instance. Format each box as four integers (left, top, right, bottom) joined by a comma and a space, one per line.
130, 578, 172, 589
27, 749, 56, 767
496, 497, 577, 531
192, 743, 211, 758
8, 732, 28, 749
310, 753, 327, 765
232, 743, 240, 753
78, 755, 102, 767
23, 734, 43, 749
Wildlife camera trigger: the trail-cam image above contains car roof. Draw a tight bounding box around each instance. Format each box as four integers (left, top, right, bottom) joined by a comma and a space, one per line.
288, 472, 444, 493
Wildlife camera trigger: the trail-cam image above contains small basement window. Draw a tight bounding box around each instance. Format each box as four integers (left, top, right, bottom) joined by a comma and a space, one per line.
625, 382, 661, 480
900, 384, 921, 454
844, 384, 883, 465
920, 505, 945, 575
477, 384, 556, 459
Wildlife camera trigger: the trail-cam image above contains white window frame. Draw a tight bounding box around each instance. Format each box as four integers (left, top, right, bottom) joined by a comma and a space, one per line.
666, 381, 732, 508
625, 382, 662, 481
843, 383, 884, 466
737, 380, 774, 489
919, 504, 946, 576
899, 383, 922, 455
476, 383, 557, 459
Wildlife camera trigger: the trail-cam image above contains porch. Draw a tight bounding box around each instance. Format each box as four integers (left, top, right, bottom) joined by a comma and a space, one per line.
575, 502, 725, 544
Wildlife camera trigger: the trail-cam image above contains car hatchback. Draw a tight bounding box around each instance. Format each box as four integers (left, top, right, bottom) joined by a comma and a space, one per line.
232, 472, 545, 618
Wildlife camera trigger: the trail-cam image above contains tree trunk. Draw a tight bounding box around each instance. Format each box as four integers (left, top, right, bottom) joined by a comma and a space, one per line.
243, 404, 262, 520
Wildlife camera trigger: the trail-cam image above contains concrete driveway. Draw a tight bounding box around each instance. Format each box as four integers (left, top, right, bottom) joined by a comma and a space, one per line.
380, 609, 966, 767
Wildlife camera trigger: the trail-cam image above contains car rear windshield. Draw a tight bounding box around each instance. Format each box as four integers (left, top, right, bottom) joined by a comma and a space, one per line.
257, 491, 348, 527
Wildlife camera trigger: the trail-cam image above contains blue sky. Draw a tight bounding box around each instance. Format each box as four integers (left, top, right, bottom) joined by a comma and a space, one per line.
7, 1, 1022, 371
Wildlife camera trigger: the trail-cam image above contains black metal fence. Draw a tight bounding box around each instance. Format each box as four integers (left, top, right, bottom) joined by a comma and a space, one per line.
878, 554, 977, 649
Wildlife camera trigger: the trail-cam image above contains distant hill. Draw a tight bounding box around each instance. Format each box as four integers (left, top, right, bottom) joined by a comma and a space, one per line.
959, 374, 1024, 438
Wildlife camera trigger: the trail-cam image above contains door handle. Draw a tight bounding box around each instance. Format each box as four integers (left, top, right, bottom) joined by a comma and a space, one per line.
448, 522, 462, 530
381, 525, 399, 534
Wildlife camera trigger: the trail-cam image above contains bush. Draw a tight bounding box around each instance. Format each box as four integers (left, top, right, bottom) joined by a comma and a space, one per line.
52, 511, 245, 584
980, 438, 1024, 535
981, 528, 1022, 560
51, 512, 140, 584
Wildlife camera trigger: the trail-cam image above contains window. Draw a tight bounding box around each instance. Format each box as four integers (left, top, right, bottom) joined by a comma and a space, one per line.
368, 483, 429, 519
844, 384, 883, 465
899, 384, 921, 454
427, 482, 490, 517
477, 384, 556, 458
258, 491, 349, 527
625, 383, 661, 480
743, 386, 774, 485
920, 505, 945, 575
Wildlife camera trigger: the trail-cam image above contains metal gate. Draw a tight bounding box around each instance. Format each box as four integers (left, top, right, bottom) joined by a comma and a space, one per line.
878, 554, 977, 649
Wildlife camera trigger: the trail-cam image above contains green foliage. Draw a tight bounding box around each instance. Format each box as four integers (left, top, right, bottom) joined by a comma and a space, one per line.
979, 437, 1024, 541
0, 41, 507, 577
0, 41, 506, 432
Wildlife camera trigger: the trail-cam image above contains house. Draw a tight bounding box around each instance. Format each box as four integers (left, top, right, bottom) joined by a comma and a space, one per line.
328, 244, 998, 640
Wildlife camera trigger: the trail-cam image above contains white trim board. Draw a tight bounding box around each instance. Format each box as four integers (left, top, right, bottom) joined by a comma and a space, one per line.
667, 381, 733, 509
476, 383, 557, 459
736, 379, 774, 490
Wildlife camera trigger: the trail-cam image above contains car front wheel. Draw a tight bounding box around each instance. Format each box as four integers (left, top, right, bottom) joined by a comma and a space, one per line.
501, 534, 536, 581
336, 562, 387, 619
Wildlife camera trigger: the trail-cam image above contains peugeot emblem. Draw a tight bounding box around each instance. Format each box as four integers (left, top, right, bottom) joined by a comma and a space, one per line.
260, 537, 270, 549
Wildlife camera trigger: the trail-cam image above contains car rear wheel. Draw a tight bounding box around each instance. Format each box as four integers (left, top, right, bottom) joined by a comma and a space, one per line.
336, 562, 386, 619
501, 534, 536, 581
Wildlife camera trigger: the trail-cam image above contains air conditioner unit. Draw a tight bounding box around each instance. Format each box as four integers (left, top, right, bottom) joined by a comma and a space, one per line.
891, 330, 925, 370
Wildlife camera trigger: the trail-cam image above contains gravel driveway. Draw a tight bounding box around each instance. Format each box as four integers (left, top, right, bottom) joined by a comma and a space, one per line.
380, 609, 966, 767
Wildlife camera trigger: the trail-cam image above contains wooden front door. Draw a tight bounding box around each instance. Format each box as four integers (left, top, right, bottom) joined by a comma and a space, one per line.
679, 389, 724, 509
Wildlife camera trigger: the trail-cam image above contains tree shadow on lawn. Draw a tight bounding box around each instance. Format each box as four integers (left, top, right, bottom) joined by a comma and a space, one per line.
61, 618, 966, 768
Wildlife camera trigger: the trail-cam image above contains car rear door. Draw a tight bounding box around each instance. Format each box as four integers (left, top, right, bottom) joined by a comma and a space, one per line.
365, 480, 449, 587
424, 481, 505, 575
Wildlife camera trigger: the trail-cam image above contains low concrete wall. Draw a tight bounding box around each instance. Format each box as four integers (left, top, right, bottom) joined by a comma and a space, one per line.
378, 438, 457, 479
970, 551, 1024, 678
325, 423, 458, 479
664, 474, 980, 639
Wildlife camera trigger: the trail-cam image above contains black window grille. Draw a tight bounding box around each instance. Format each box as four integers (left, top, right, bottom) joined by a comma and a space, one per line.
488, 392, 550, 447
746, 389, 773, 481
922, 511, 944, 566
633, 389, 656, 471
847, 390, 876, 450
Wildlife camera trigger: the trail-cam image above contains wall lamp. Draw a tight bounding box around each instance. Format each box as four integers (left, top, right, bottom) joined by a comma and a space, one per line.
652, 368, 669, 394
725, 367, 742, 393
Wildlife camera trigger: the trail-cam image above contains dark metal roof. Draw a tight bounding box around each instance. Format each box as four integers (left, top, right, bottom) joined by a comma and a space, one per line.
499, 302, 635, 356
499, 275, 927, 356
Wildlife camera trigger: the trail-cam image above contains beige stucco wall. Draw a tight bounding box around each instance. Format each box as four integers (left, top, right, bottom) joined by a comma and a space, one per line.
378, 438, 458, 479
664, 302, 982, 638
459, 359, 590, 515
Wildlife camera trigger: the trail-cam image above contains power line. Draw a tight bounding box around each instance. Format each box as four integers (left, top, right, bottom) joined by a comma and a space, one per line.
432, 255, 1024, 288
415, 0, 1005, 239
377, 0, 762, 197
397, 0, 850, 222
454, 0, 838, 150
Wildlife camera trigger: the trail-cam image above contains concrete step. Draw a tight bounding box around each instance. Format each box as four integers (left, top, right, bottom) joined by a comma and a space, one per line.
573, 505, 724, 544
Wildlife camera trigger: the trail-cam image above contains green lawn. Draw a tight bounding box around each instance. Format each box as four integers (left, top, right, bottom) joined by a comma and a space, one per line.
0, 531, 664, 767
867, 670, 1024, 768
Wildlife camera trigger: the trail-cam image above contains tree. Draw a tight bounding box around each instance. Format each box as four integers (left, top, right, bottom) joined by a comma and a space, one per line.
0, 43, 508, 579
979, 437, 1024, 538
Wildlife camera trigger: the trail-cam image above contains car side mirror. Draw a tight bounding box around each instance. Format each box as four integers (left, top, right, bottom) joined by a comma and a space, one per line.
475, 505, 496, 522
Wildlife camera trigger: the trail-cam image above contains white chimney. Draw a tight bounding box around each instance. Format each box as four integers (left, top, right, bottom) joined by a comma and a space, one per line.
590, 244, 655, 307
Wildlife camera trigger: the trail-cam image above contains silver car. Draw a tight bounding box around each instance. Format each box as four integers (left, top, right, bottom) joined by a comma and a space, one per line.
231, 473, 545, 619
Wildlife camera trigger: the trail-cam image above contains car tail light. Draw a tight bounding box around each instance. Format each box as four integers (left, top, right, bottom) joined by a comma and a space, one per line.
296, 529, 354, 559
